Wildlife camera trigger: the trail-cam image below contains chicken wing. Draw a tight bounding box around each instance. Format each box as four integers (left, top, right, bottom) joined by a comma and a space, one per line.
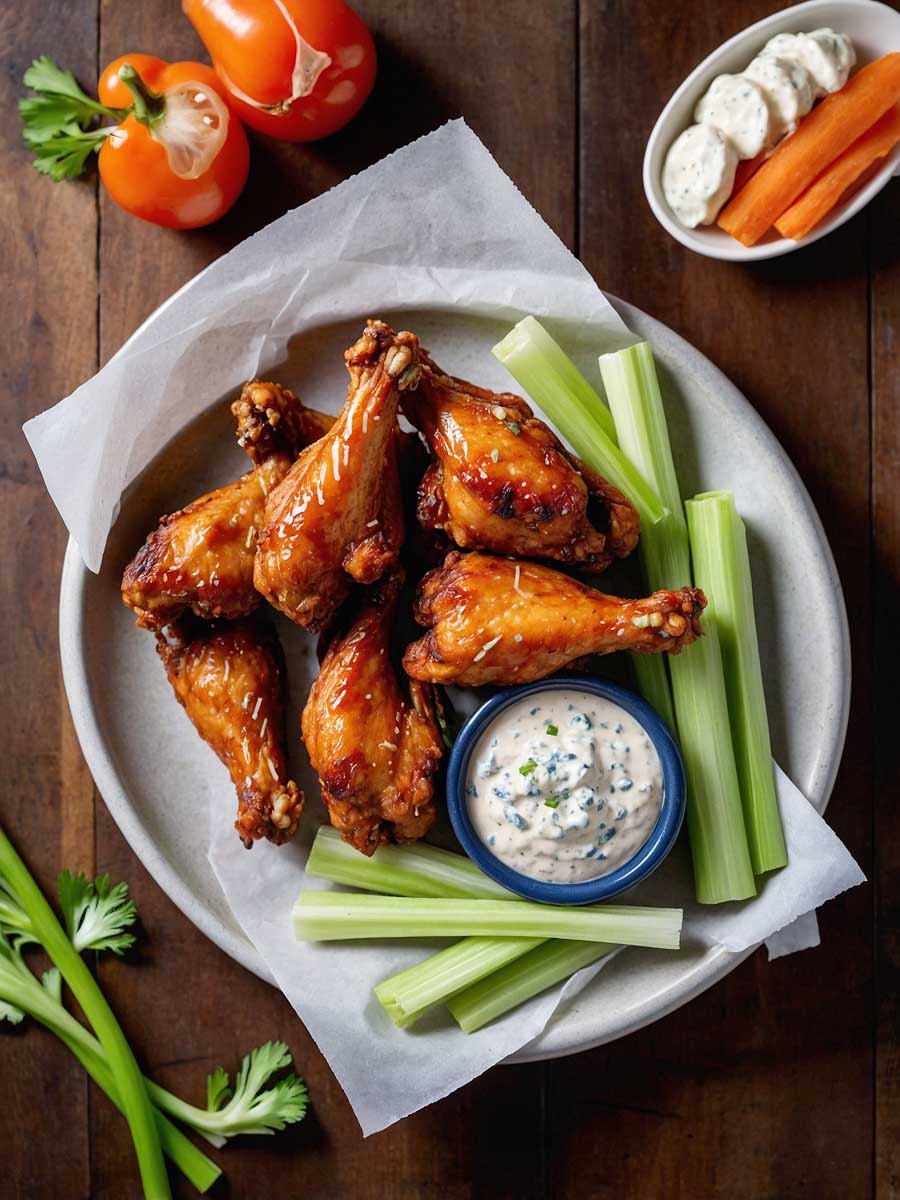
403, 551, 706, 686
254, 320, 421, 632
122, 381, 332, 630
156, 615, 303, 847
301, 570, 442, 855
401, 359, 639, 571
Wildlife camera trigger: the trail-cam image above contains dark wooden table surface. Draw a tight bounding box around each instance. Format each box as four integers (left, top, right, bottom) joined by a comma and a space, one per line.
3, 1, 898, 1196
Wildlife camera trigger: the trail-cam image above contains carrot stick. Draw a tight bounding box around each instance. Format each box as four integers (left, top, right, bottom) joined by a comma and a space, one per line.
775, 104, 900, 240
731, 151, 768, 196
718, 53, 900, 246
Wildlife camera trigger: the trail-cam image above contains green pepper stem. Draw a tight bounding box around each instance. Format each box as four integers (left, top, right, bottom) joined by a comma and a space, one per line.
117, 62, 166, 129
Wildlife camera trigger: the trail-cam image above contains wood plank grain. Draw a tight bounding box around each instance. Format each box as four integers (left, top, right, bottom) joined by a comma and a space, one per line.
0, 3, 99, 1197
92, 1, 575, 1195
566, 3, 874, 1197
872, 181, 900, 1197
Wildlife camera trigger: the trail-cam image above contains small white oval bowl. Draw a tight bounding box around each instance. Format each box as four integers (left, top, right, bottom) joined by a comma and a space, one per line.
643, 0, 900, 261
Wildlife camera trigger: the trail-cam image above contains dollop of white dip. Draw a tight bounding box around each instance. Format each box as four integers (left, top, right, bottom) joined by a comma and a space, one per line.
663, 123, 738, 228
763, 28, 856, 98
743, 54, 814, 140
465, 688, 664, 884
694, 74, 774, 159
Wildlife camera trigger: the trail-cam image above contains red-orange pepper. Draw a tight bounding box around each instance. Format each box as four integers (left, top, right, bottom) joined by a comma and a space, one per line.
97, 54, 250, 229
183, 0, 376, 142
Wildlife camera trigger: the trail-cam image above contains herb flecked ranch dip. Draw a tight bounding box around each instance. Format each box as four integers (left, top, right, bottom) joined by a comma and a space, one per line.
465, 688, 664, 883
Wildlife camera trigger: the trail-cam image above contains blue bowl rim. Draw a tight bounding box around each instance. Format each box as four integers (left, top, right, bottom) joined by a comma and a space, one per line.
446, 674, 686, 905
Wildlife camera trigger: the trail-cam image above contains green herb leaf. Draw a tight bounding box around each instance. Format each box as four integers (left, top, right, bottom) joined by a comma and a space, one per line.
41, 967, 62, 1003
0, 997, 26, 1024
546, 724, 558, 737
205, 1043, 308, 1135
27, 126, 111, 181
507, 421, 521, 435
206, 1067, 232, 1112
20, 57, 124, 181
58, 869, 137, 956
22, 56, 122, 121
544, 797, 561, 809
518, 759, 537, 776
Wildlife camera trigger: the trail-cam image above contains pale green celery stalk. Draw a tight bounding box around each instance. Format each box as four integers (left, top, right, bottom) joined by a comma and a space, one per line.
0, 827, 171, 1199
294, 893, 682, 949
447, 940, 615, 1033
0, 967, 220, 1191
685, 491, 787, 874
631, 655, 676, 732
492, 317, 666, 527
599, 342, 756, 904
306, 825, 513, 900
375, 936, 544, 1027
309, 832, 619, 1030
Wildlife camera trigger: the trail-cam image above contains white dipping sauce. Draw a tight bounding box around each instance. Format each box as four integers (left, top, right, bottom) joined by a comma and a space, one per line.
465, 688, 664, 884
662, 123, 738, 228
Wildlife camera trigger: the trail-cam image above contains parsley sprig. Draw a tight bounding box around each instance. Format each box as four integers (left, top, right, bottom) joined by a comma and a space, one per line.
19, 56, 127, 180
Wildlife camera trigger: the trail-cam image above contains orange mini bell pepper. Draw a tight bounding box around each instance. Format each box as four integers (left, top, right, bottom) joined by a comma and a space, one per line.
20, 53, 250, 230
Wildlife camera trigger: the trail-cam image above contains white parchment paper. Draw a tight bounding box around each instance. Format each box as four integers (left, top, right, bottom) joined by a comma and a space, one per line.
24, 121, 863, 1133
209, 760, 861, 1136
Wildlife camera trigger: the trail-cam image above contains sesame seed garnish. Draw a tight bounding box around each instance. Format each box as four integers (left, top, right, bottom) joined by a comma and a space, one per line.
331, 439, 341, 482
242, 692, 253, 710
366, 518, 379, 528
259, 717, 268, 739
252, 696, 263, 720
379, 741, 398, 751
473, 635, 502, 662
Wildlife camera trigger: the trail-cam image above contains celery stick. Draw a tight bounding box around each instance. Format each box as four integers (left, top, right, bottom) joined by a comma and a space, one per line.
448, 940, 615, 1033
631, 655, 676, 732
311, 831, 575, 1028
375, 936, 544, 1027
492, 317, 666, 527
686, 491, 787, 875
0, 826, 171, 1199
294, 893, 682, 949
599, 342, 756, 904
0, 971, 220, 1191
306, 825, 513, 900
495, 315, 619, 440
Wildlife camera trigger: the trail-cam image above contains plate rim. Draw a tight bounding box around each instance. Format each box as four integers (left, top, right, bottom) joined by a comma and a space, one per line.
58, 292, 851, 1063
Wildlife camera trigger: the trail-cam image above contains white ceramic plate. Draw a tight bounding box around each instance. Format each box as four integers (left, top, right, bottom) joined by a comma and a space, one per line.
59, 296, 849, 1062
643, 0, 900, 261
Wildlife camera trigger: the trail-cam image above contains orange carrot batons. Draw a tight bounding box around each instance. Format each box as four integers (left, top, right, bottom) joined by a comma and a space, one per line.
774, 104, 900, 240
718, 53, 900, 246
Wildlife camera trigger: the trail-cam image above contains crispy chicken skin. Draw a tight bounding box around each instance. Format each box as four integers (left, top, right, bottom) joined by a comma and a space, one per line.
401, 359, 639, 571
121, 381, 332, 630
301, 571, 442, 855
403, 551, 706, 686
156, 616, 303, 847
254, 320, 421, 633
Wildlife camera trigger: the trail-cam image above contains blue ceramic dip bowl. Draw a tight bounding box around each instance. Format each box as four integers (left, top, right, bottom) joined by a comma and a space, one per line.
446, 675, 686, 905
